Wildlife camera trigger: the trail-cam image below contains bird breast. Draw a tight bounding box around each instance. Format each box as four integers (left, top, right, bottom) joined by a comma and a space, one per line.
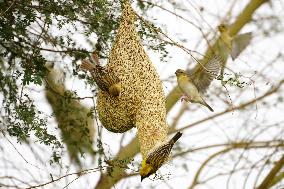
178, 77, 199, 98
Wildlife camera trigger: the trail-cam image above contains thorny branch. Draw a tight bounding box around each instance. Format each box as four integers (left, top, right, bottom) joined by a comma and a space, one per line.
26, 166, 109, 189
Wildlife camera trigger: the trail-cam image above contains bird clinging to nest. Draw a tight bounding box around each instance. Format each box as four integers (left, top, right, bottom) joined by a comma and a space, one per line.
140, 132, 183, 181
81, 52, 121, 97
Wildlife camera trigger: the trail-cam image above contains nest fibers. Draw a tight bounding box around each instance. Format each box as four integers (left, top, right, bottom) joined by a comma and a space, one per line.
97, 1, 168, 157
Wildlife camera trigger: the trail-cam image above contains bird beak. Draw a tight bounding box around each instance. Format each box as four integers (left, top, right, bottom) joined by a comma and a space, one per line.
141, 176, 145, 182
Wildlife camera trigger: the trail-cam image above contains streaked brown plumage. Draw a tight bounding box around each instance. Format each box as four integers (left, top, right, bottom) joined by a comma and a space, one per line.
140, 132, 183, 181
81, 52, 121, 97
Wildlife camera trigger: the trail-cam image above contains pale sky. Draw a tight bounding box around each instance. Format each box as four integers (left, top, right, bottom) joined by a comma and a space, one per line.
1, 0, 284, 189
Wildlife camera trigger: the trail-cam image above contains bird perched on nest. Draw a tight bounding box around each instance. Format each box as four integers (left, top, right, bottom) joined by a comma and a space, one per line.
218, 24, 252, 60
81, 52, 121, 97
140, 132, 183, 181
175, 56, 222, 112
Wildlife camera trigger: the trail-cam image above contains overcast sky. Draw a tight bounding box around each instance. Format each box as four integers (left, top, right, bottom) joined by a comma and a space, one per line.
1, 0, 284, 189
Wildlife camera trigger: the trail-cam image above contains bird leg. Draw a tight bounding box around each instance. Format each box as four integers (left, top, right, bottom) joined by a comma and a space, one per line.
181, 95, 190, 102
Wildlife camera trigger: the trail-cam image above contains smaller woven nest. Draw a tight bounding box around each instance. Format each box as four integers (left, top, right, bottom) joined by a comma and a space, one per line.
97, 1, 168, 157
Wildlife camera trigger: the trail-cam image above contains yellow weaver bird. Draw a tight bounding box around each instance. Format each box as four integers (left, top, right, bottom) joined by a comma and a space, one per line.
218, 24, 252, 60
175, 56, 222, 112
81, 52, 121, 97
140, 131, 182, 181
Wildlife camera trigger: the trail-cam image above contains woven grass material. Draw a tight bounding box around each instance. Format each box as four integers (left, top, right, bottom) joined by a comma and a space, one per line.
97, 1, 168, 157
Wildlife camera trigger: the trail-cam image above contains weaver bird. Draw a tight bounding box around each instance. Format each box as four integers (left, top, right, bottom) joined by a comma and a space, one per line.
140, 132, 183, 181
81, 52, 121, 97
175, 56, 222, 112
218, 24, 252, 60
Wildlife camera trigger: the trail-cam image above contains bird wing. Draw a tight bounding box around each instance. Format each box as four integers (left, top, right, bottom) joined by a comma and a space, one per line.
190, 56, 222, 94
231, 32, 252, 60
146, 143, 173, 167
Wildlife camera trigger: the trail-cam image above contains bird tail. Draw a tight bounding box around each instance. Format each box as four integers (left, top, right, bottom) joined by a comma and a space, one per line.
201, 99, 214, 112
169, 132, 183, 144
81, 59, 96, 72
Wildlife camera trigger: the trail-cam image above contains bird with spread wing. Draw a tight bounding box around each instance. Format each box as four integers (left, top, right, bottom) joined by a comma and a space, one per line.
175, 56, 222, 112
218, 24, 252, 60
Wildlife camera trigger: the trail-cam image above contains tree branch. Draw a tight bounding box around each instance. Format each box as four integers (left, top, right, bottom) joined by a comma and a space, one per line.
188, 142, 283, 189
165, 0, 270, 113
256, 154, 284, 189
177, 79, 284, 132
93, 0, 270, 188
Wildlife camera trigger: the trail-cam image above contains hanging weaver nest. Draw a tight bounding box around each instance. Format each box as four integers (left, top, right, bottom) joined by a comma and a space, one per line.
97, 1, 168, 157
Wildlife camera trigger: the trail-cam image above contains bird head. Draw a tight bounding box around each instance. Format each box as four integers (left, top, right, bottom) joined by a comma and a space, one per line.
109, 82, 121, 97
218, 24, 228, 33
140, 159, 155, 181
175, 69, 187, 77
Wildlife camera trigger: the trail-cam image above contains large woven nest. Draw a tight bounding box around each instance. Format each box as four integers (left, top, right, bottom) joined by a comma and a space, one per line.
97, 1, 168, 157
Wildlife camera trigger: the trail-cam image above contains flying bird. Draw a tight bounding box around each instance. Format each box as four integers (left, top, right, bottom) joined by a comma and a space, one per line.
175, 56, 222, 112
218, 24, 252, 60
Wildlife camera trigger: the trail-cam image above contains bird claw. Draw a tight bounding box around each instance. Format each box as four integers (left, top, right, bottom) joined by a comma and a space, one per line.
180, 95, 189, 102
